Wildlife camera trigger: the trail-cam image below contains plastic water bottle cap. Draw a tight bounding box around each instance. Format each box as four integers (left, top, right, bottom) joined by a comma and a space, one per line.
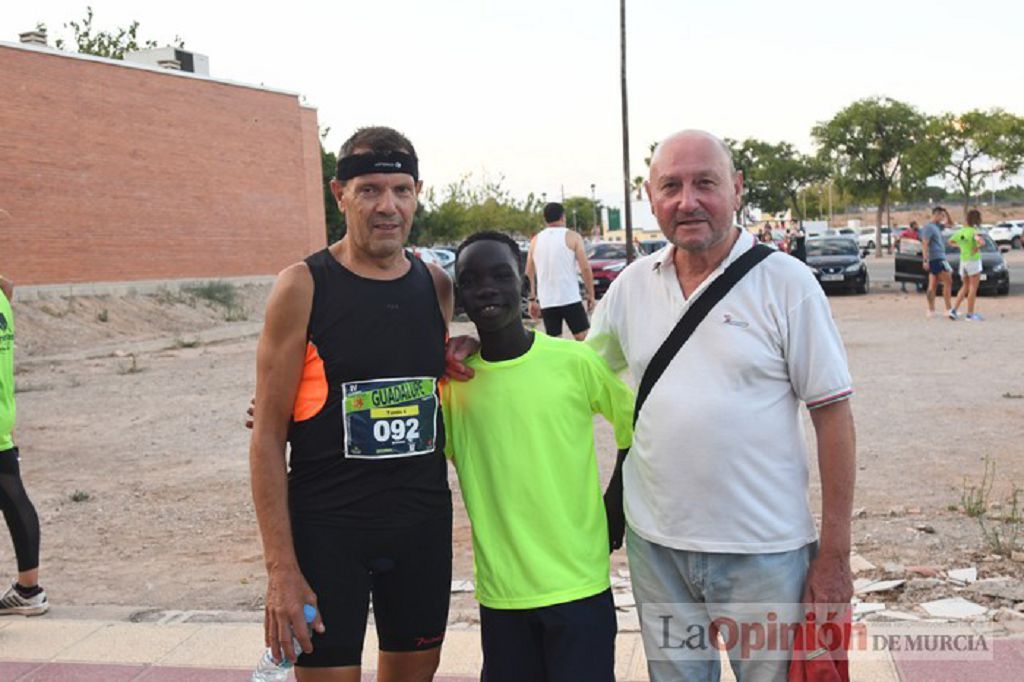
303, 604, 317, 624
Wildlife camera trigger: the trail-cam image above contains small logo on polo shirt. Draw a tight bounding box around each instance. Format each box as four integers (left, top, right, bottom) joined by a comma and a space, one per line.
722, 313, 748, 328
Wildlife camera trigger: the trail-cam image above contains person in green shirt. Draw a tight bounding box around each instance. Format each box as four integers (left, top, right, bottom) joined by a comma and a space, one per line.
443, 232, 634, 682
0, 275, 49, 616
949, 209, 986, 321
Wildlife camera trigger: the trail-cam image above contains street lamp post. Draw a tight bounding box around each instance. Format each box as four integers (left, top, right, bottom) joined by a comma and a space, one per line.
590, 183, 598, 236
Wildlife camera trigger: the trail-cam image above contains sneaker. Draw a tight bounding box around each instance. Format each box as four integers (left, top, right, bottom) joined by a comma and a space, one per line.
965, 313, 984, 321
948, 309, 959, 320
0, 583, 49, 616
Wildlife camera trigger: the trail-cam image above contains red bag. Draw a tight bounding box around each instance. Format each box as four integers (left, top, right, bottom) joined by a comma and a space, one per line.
787, 610, 852, 682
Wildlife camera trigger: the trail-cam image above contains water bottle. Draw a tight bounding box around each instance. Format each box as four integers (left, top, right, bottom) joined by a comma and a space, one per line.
250, 604, 317, 682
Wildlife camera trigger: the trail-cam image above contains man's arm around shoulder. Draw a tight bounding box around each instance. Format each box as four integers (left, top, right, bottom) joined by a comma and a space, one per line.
249, 262, 324, 661
0, 274, 13, 301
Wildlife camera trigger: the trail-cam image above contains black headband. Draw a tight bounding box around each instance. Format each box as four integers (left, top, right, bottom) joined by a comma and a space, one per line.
336, 151, 419, 182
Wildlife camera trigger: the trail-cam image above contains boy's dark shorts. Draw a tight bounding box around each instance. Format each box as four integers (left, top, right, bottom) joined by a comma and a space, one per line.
292, 512, 452, 668
479, 588, 616, 682
927, 258, 951, 275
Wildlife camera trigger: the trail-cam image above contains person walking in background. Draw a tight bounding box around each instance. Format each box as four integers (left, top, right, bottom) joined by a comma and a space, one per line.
950, 209, 986, 321
788, 222, 807, 263
896, 221, 920, 292
920, 207, 956, 319
525, 202, 596, 340
0, 274, 49, 617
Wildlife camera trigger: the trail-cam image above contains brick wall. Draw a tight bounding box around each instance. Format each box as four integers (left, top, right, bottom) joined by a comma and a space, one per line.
0, 43, 326, 285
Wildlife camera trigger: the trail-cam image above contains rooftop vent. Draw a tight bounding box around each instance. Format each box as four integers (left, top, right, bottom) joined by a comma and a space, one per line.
19, 29, 48, 46
124, 46, 209, 75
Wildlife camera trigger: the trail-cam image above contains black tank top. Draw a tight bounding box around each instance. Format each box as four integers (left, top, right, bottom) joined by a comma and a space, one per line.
287, 248, 451, 528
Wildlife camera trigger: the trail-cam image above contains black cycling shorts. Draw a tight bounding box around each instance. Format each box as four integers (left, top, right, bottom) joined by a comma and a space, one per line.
292, 512, 452, 668
541, 302, 590, 337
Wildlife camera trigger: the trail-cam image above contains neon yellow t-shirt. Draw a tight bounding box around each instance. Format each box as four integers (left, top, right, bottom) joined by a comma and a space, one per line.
951, 227, 982, 261
442, 332, 634, 609
0, 289, 15, 450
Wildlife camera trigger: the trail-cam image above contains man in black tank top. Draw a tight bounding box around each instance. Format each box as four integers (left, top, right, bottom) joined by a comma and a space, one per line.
250, 126, 454, 681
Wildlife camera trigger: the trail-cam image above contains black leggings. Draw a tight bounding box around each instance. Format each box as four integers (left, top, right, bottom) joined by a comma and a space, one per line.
0, 447, 41, 573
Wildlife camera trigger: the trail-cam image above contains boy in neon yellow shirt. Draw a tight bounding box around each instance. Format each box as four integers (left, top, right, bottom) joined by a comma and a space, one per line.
443, 232, 634, 681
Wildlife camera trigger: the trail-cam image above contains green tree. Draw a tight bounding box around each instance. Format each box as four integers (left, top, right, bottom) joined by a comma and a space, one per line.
417, 175, 543, 245
47, 6, 184, 60
813, 97, 937, 256
321, 146, 346, 244
631, 176, 644, 200
730, 139, 827, 222
929, 109, 1024, 215
562, 196, 602, 235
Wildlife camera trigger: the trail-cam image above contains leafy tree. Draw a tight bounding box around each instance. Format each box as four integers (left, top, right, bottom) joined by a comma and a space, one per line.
631, 176, 644, 200
417, 175, 543, 245
46, 6, 184, 60
562, 196, 602, 235
929, 109, 1024, 215
729, 139, 827, 222
813, 97, 938, 256
321, 146, 346, 244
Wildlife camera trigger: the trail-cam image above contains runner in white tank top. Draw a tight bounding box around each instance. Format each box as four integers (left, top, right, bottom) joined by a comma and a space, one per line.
526, 203, 596, 340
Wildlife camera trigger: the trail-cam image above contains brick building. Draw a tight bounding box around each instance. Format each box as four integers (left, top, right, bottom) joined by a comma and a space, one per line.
0, 39, 326, 286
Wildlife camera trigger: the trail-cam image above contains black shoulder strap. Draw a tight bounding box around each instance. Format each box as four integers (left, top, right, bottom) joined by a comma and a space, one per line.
633, 243, 774, 427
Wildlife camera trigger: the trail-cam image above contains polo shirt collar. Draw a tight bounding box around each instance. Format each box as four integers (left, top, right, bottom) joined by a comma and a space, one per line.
653, 227, 755, 273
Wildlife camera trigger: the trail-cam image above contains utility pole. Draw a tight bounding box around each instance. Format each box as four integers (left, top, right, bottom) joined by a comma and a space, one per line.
620, 0, 634, 262
590, 183, 598, 236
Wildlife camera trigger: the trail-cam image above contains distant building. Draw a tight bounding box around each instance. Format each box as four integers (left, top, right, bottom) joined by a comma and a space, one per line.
0, 36, 325, 286
601, 199, 662, 242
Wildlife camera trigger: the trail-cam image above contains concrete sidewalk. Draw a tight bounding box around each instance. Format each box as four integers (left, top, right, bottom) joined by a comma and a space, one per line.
0, 606, 910, 681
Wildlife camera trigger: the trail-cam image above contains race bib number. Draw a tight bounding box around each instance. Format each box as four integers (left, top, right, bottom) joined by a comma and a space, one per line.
342, 377, 438, 459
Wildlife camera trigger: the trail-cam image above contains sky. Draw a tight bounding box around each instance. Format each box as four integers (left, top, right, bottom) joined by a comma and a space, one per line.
5, 0, 1024, 209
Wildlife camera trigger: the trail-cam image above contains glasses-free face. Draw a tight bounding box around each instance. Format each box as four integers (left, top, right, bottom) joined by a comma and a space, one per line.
455, 240, 523, 334
332, 172, 421, 259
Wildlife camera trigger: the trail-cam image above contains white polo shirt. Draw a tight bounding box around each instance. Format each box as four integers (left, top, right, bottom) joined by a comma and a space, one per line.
588, 229, 852, 554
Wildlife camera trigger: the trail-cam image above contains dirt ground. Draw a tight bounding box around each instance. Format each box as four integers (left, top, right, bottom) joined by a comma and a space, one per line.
5, 269, 1024, 620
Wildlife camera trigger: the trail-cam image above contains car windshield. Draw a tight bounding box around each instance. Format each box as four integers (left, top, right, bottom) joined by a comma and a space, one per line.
587, 244, 627, 259
944, 231, 997, 253
639, 239, 667, 254
807, 239, 859, 257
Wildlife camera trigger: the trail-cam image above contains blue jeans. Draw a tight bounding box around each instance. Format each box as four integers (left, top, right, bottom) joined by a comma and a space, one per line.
627, 526, 815, 682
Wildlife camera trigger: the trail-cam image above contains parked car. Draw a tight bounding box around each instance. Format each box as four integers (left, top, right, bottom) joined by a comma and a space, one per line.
587, 241, 664, 298
638, 239, 667, 255
857, 226, 894, 251
894, 231, 1009, 295
990, 221, 1024, 249
593, 260, 627, 298
805, 237, 869, 294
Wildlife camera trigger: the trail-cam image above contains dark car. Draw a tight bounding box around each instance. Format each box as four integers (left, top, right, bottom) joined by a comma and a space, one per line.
894, 231, 1009, 295
806, 237, 869, 294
